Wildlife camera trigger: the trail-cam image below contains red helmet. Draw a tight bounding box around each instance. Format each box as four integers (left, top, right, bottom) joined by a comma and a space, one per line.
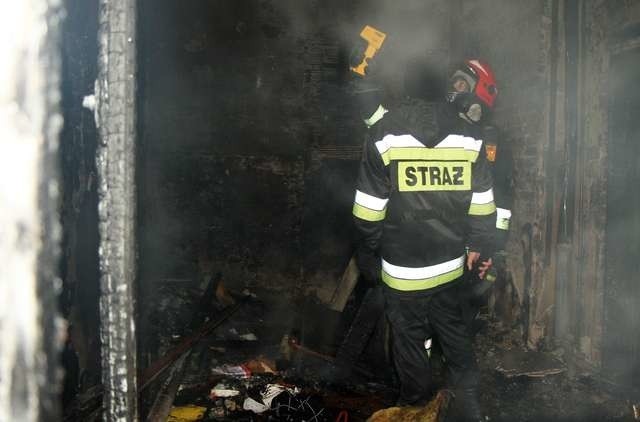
450, 59, 498, 108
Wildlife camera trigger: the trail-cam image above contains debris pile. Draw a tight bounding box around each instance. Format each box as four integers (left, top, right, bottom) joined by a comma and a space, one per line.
141, 280, 636, 422
169, 373, 333, 421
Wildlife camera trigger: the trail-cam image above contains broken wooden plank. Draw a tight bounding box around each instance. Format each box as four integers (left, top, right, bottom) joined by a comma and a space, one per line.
495, 350, 565, 378
145, 352, 190, 422
328, 256, 360, 312
283, 335, 375, 379
335, 286, 385, 366
139, 298, 248, 390
65, 298, 248, 420
189, 272, 222, 330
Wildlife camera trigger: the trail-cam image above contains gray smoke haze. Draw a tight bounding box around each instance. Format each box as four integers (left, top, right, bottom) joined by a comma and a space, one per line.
129, 2, 640, 420
270, 0, 640, 414
273, 0, 451, 89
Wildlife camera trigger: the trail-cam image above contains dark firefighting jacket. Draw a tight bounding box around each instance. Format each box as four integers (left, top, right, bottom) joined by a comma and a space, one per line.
352, 99, 496, 293
483, 126, 514, 251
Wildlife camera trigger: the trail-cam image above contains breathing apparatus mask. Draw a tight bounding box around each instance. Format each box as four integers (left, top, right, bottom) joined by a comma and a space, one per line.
446, 59, 498, 124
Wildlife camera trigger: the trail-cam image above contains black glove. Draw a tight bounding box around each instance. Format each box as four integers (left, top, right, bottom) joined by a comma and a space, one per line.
349, 38, 369, 70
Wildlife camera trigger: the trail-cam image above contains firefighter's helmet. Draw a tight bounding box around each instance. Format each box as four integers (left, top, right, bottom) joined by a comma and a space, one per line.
449, 59, 498, 108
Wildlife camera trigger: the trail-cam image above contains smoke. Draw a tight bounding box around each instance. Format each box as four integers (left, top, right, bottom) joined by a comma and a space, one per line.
268, 0, 451, 100
130, 3, 640, 420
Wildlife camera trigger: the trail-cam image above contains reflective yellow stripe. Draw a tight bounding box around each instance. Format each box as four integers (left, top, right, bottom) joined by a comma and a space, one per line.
382, 265, 464, 291
380, 150, 390, 166
382, 147, 479, 165
470, 188, 494, 204
496, 218, 510, 230
355, 190, 389, 211
496, 207, 511, 230
353, 203, 386, 221
377, 147, 480, 167
364, 105, 388, 127
468, 201, 497, 216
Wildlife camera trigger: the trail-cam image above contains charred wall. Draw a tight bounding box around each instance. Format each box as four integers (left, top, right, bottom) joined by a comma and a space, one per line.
456, 0, 640, 386
455, 0, 555, 345
136, 0, 362, 362
137, 0, 360, 309
455, 0, 600, 356
136, 0, 453, 361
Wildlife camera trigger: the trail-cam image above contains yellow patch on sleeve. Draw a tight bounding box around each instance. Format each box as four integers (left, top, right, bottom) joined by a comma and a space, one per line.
485, 143, 497, 162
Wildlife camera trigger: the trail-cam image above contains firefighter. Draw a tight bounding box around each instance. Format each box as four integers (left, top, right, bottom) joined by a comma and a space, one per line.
447, 60, 511, 247
352, 61, 497, 420
447, 60, 513, 332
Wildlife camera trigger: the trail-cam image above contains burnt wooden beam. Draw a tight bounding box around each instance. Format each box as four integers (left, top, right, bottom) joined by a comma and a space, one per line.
63, 301, 244, 421
95, 0, 138, 419
138, 299, 246, 391
145, 353, 190, 422
190, 272, 223, 330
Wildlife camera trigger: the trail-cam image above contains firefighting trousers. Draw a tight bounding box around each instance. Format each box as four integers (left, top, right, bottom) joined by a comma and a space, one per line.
384, 281, 478, 405
460, 273, 484, 336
